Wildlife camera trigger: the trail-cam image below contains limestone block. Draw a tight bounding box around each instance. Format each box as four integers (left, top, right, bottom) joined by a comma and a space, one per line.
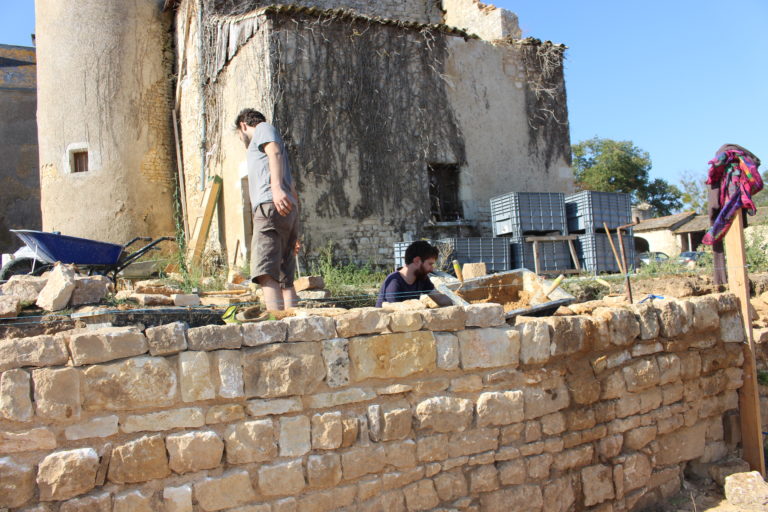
680, 351, 702, 380
655, 422, 707, 465
2, 274, 47, 304
187, 324, 243, 351
166, 430, 223, 474
434, 332, 459, 370
37, 448, 99, 501
113, 490, 154, 512
545, 316, 590, 357
206, 404, 245, 424
171, 293, 200, 307
108, 435, 169, 484
134, 280, 181, 295
212, 350, 244, 398
132, 293, 174, 306
402, 479, 439, 511
163, 485, 192, 512
335, 308, 389, 337
0, 456, 35, 508
701, 348, 728, 374
312, 412, 343, 450
388, 310, 424, 332
714, 292, 739, 312
624, 425, 657, 450
349, 331, 436, 381
655, 300, 687, 338
434, 469, 467, 501
36, 263, 76, 311
523, 382, 570, 419
71, 276, 112, 306
308, 453, 342, 488
243, 342, 325, 398
295, 275, 325, 291
451, 374, 482, 393
259, 459, 306, 496
305, 388, 376, 409
59, 492, 112, 511
194, 470, 257, 511
368, 401, 412, 441
0, 334, 68, 372
67, 326, 148, 366
122, 407, 204, 433
242, 320, 287, 346
415, 396, 473, 432
0, 369, 32, 422
33, 367, 81, 421
581, 464, 614, 506
689, 296, 720, 331
720, 312, 745, 343
526, 453, 553, 480
542, 476, 576, 512
342, 416, 359, 447
480, 484, 543, 511
622, 358, 661, 392
65, 415, 118, 440
464, 303, 505, 327
0, 295, 21, 318
518, 320, 550, 365
421, 306, 467, 332
82, 356, 177, 411
225, 419, 277, 464
179, 351, 215, 402
322, 338, 350, 388
476, 391, 524, 427
284, 315, 337, 342
385, 439, 417, 469
593, 307, 640, 346
0, 426, 56, 454
280, 415, 311, 457
247, 397, 302, 417
709, 459, 751, 486
657, 353, 681, 385
145, 322, 188, 356
458, 326, 519, 369
342, 445, 385, 480
598, 434, 623, 460
631, 341, 663, 357
724, 471, 768, 510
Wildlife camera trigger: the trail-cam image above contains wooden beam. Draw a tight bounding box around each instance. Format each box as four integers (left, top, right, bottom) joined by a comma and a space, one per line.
188, 175, 222, 267
524, 235, 579, 242
724, 210, 765, 476
532, 240, 541, 275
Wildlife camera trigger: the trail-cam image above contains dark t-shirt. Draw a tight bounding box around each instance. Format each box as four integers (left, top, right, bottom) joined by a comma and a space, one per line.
375, 271, 435, 307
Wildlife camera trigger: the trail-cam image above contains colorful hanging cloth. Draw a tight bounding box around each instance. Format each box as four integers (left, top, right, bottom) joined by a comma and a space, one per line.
702, 147, 762, 245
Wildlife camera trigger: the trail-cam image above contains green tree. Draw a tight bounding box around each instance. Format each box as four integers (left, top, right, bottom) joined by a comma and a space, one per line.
679, 170, 708, 214
572, 137, 683, 216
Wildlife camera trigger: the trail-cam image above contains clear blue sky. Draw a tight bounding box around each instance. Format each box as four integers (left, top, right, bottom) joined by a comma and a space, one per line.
3, 1, 766, 190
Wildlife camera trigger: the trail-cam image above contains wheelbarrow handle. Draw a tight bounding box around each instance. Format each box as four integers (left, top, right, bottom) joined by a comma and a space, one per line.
123, 237, 153, 249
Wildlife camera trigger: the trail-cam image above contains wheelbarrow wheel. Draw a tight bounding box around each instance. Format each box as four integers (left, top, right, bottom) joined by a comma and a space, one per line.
0, 258, 53, 280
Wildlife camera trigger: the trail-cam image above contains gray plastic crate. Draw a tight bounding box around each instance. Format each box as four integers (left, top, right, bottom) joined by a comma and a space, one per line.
565, 191, 631, 233
576, 231, 635, 274
394, 238, 510, 273
490, 192, 567, 237
510, 240, 573, 272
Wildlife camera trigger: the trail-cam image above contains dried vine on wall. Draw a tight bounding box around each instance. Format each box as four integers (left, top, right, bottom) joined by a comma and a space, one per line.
514, 38, 571, 170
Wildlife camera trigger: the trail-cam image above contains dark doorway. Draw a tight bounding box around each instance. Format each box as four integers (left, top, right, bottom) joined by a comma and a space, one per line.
427, 163, 462, 222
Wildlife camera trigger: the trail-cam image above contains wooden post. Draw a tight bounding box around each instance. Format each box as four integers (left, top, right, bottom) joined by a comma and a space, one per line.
724, 210, 766, 476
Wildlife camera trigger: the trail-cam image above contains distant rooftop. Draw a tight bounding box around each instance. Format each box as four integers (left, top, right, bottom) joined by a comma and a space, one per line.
0, 44, 36, 90
634, 211, 696, 232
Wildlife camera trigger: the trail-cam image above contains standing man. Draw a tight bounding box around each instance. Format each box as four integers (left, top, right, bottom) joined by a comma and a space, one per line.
235, 108, 299, 311
376, 240, 439, 307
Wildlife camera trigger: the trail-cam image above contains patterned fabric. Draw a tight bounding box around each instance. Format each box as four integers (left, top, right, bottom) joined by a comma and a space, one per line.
702, 149, 762, 245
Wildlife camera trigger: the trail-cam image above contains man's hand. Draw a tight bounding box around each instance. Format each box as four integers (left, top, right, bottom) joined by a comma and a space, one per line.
272, 187, 293, 216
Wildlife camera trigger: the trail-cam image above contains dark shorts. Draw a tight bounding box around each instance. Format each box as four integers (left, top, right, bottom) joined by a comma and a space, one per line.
251, 202, 299, 288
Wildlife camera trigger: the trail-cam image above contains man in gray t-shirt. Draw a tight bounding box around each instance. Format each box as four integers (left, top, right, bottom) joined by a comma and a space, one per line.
235, 108, 300, 311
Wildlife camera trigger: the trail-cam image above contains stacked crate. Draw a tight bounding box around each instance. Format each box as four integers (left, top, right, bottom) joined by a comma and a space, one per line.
565, 191, 634, 273
489, 192, 573, 273
393, 238, 510, 273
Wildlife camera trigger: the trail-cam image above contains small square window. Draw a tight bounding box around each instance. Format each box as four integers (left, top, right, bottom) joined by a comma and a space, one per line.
428, 163, 463, 222
73, 151, 88, 173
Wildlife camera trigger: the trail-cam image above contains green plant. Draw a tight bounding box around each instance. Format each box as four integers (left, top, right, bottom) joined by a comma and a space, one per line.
634, 259, 685, 278
745, 224, 768, 273
308, 242, 387, 308
757, 370, 768, 387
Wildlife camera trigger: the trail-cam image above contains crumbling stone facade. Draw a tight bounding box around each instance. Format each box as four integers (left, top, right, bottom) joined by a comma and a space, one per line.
0, 293, 748, 510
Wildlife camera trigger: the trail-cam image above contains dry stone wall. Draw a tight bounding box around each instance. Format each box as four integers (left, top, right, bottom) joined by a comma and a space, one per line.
0, 293, 748, 511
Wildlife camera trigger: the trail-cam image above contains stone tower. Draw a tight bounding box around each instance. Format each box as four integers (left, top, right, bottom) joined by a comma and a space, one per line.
35, 0, 176, 244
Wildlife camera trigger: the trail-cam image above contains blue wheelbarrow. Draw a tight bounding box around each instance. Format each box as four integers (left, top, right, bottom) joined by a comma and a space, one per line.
1, 230, 175, 281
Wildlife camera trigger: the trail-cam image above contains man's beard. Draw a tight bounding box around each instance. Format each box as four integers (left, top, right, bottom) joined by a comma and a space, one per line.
241, 132, 251, 148
414, 264, 429, 279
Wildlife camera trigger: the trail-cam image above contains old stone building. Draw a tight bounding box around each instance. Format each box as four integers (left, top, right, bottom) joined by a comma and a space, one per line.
35, 0, 574, 266
0, 44, 40, 254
